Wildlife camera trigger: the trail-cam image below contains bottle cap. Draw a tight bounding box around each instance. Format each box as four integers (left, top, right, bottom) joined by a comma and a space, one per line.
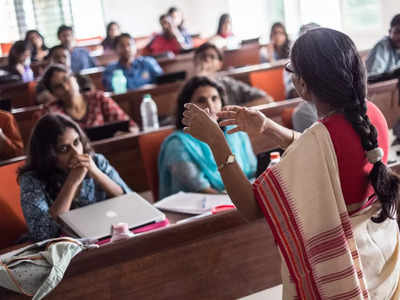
270, 152, 280, 160
143, 94, 151, 99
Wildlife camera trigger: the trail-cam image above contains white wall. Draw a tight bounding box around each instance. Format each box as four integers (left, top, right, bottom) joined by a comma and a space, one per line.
101, 0, 400, 49
102, 0, 230, 38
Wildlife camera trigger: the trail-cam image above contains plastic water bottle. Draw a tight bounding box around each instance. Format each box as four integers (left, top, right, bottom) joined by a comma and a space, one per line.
111, 69, 127, 94
268, 152, 281, 168
140, 94, 159, 131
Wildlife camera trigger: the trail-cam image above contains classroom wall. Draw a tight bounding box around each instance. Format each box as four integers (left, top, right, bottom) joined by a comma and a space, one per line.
102, 0, 230, 38
102, 0, 400, 49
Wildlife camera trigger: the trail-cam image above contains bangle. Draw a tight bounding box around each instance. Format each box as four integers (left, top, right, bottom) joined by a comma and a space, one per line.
280, 130, 295, 149
218, 154, 235, 171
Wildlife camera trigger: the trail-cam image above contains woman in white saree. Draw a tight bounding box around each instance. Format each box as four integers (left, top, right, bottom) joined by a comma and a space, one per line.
181, 28, 400, 299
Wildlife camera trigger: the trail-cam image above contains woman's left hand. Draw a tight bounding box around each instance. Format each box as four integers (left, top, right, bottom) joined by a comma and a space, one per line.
68, 154, 99, 177
182, 103, 224, 146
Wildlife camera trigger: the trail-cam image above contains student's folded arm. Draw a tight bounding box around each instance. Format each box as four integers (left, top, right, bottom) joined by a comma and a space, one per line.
169, 161, 216, 194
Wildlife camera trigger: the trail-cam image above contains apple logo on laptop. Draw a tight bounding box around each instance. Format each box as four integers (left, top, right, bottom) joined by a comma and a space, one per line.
106, 210, 118, 218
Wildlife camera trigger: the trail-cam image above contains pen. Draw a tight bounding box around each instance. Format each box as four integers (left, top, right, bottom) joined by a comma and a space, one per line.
176, 211, 212, 224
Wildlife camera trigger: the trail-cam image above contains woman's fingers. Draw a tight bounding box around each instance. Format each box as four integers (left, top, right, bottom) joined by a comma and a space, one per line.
219, 119, 238, 127
226, 126, 242, 134
221, 105, 242, 112
217, 111, 237, 119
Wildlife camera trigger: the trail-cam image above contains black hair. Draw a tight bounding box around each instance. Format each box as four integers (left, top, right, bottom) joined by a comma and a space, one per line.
41, 64, 68, 92
106, 21, 119, 38
291, 27, 400, 223
7, 40, 29, 70
113, 33, 133, 49
48, 45, 66, 58
24, 30, 48, 60
18, 113, 93, 200
194, 42, 223, 62
176, 76, 226, 129
167, 6, 179, 15
390, 14, 400, 28
159, 14, 167, 23
217, 14, 231, 36
167, 6, 184, 29
57, 25, 73, 37
269, 22, 290, 59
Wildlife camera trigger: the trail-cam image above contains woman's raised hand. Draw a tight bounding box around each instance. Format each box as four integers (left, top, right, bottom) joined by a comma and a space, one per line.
182, 103, 224, 145
218, 106, 269, 137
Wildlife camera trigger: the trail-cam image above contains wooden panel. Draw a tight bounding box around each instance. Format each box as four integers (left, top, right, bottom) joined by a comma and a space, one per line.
111, 82, 183, 127
222, 43, 261, 69
12, 105, 43, 148
0, 81, 37, 108
368, 79, 399, 128
80, 67, 105, 91
0, 212, 281, 300
91, 132, 146, 192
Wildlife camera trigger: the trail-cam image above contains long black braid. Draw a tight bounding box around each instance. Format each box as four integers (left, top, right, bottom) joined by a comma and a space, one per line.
291, 28, 400, 223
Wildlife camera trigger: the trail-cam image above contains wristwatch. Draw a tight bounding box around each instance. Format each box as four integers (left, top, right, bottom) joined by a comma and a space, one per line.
218, 154, 235, 171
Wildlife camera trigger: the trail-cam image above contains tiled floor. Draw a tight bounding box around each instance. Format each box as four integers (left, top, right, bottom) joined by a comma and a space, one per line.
239, 285, 283, 299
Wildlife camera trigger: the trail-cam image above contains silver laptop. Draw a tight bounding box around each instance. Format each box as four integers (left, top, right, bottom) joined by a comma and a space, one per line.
59, 193, 165, 240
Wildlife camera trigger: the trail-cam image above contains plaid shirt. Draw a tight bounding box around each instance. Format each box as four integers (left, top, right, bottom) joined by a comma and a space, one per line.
47, 91, 136, 129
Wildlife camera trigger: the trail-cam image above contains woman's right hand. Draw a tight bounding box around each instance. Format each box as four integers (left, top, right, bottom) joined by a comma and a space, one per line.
218, 106, 271, 137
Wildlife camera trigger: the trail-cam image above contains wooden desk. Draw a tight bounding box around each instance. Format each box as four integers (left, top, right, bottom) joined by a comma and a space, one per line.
0, 81, 37, 108
81, 67, 106, 91
0, 211, 281, 300
157, 52, 195, 75
222, 43, 261, 70
12, 105, 43, 148
111, 82, 182, 127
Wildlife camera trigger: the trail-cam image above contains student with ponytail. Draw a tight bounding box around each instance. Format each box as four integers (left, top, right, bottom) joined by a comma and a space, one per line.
181, 27, 400, 299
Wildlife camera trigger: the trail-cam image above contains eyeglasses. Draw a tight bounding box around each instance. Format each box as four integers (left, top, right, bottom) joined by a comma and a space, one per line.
285, 62, 295, 74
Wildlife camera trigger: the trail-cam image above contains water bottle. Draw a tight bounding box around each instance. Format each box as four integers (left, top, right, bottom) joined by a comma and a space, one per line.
111, 69, 127, 94
140, 94, 159, 131
268, 152, 281, 168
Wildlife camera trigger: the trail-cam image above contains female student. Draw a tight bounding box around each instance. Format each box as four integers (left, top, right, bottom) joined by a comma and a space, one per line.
182, 28, 400, 298
18, 114, 132, 242
101, 22, 121, 52
260, 22, 290, 63
158, 76, 256, 199
5, 40, 34, 82
40, 65, 138, 131
208, 14, 240, 50
25, 30, 49, 62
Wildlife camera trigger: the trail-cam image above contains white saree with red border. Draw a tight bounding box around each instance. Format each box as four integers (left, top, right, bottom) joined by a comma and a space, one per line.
253, 122, 400, 299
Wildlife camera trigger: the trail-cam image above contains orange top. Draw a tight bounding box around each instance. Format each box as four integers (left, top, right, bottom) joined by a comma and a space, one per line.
0, 110, 24, 160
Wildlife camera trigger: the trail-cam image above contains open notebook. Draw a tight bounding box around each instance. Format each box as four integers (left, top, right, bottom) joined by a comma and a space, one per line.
154, 192, 234, 215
